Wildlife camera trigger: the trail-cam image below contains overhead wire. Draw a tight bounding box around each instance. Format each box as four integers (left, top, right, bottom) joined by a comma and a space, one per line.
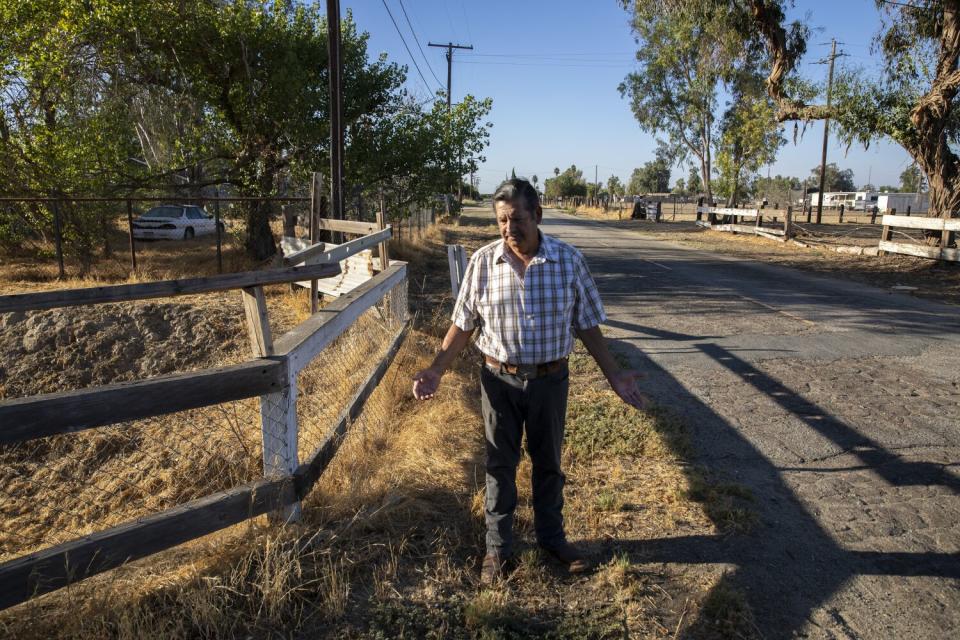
396, 0, 443, 87
379, 0, 438, 95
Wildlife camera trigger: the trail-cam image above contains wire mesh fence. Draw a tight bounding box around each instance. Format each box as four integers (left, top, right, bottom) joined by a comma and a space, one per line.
0, 272, 409, 568
296, 279, 409, 461
0, 396, 265, 563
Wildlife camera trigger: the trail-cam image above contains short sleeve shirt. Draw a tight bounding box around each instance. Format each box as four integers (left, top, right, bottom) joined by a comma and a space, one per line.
451, 232, 606, 365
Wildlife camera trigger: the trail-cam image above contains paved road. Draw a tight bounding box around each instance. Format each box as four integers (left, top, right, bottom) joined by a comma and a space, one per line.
529, 208, 960, 638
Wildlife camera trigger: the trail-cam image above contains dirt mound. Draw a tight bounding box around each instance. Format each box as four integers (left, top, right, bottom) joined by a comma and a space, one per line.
0, 294, 245, 399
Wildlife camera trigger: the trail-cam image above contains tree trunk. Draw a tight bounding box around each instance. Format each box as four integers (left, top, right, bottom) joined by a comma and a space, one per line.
245, 197, 276, 261
243, 168, 278, 261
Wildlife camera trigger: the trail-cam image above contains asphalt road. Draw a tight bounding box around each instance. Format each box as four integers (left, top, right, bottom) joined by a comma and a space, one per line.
519, 207, 960, 638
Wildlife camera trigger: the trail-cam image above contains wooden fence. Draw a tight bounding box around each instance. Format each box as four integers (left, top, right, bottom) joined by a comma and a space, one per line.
878, 214, 959, 262
0, 218, 408, 611
695, 205, 790, 241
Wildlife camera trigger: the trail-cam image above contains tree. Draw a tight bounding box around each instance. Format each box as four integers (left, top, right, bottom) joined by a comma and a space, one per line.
544, 165, 587, 199
607, 175, 625, 199
900, 165, 926, 193
687, 165, 703, 195
752, 174, 802, 205
532, 174, 539, 192
674, 178, 686, 194
628, 154, 672, 195
619, 3, 745, 205
713, 70, 785, 205
806, 164, 855, 192
0, 2, 493, 262
659, 0, 960, 239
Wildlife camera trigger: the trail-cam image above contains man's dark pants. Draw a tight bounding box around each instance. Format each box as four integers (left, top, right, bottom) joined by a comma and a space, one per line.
480, 363, 569, 556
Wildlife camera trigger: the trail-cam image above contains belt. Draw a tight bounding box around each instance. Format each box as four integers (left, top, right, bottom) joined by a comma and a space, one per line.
484, 356, 567, 380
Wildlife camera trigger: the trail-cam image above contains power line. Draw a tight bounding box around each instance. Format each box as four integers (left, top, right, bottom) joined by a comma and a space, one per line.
459, 60, 628, 68
461, 51, 634, 58
380, 0, 436, 94
396, 0, 443, 87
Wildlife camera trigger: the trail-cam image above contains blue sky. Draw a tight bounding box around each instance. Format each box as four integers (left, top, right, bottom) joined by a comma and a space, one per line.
344, 1, 914, 193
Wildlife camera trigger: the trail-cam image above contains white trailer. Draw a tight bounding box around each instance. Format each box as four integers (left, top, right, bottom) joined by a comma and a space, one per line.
809, 192, 857, 208
877, 192, 929, 214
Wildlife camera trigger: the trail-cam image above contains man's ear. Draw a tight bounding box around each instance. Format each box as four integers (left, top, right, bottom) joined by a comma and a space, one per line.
535, 206, 543, 224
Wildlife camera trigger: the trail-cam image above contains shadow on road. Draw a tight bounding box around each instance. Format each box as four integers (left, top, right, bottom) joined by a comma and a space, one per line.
600, 335, 959, 638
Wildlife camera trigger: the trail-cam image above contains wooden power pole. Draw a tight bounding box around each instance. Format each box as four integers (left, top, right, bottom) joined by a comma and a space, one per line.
327, 0, 344, 222
816, 39, 837, 225
429, 41, 473, 207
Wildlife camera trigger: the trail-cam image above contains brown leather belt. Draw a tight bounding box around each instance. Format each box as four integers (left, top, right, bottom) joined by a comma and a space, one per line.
484, 356, 568, 380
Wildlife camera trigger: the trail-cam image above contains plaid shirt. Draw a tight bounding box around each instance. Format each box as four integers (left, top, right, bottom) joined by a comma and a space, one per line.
451, 232, 607, 365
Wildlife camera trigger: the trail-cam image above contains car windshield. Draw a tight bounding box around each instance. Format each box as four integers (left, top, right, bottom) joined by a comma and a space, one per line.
142, 207, 180, 219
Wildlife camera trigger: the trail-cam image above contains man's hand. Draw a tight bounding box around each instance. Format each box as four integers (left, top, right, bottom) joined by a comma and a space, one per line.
608, 370, 651, 410
412, 367, 443, 400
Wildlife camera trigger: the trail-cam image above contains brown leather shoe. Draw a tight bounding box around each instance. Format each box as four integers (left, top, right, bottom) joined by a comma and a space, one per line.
542, 542, 591, 574
479, 550, 507, 586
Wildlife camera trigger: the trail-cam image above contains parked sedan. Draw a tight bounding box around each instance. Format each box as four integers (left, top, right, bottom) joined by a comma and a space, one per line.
131, 204, 222, 240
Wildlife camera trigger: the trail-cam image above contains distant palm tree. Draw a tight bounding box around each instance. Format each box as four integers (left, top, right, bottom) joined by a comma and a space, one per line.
532, 174, 539, 190
553, 167, 560, 177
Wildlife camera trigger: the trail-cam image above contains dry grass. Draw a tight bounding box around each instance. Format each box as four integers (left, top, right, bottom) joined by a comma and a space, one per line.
0, 215, 761, 638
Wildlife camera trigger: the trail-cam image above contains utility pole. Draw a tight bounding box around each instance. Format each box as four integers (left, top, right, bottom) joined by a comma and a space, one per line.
816, 39, 837, 225
327, 0, 344, 223
429, 41, 473, 208
429, 42, 473, 108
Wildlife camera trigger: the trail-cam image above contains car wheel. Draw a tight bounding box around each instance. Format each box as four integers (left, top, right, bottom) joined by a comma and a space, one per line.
184, 227, 195, 240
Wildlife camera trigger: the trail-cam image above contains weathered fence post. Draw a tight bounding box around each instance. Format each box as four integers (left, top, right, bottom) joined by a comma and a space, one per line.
214, 188, 223, 274
376, 190, 390, 272
806, 204, 812, 224
878, 222, 893, 257
241, 285, 301, 524
785, 206, 794, 241
870, 206, 879, 224
126, 198, 137, 273
839, 204, 845, 223
906, 205, 911, 217
309, 173, 322, 313
52, 199, 65, 280
696, 197, 704, 222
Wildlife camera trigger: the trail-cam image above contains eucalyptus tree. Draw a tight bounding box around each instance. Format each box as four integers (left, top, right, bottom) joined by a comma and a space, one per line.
660, 0, 960, 239
618, 2, 747, 205
713, 71, 785, 205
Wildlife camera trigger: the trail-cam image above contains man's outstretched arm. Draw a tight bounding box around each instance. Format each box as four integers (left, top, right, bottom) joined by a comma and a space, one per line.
575, 325, 650, 410
412, 324, 475, 400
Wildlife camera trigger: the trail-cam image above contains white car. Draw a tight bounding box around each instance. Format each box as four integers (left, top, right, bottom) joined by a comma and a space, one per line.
132, 204, 222, 240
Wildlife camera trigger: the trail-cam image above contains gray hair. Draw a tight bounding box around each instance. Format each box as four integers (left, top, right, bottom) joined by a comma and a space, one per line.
492, 178, 540, 216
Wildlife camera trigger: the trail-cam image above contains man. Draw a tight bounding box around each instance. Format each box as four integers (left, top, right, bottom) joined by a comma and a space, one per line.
412, 178, 648, 585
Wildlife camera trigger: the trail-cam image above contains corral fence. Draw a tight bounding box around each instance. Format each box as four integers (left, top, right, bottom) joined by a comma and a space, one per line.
544, 193, 943, 227
879, 214, 959, 262
695, 203, 791, 242
0, 219, 409, 611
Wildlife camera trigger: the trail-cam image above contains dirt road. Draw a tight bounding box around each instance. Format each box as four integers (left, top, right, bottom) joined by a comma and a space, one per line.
468, 205, 960, 638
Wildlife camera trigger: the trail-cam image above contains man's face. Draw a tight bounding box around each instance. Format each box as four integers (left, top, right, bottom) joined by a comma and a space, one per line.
495, 200, 542, 256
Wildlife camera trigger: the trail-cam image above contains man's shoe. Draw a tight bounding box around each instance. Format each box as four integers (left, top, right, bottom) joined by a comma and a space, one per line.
479, 550, 507, 586
541, 542, 591, 574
